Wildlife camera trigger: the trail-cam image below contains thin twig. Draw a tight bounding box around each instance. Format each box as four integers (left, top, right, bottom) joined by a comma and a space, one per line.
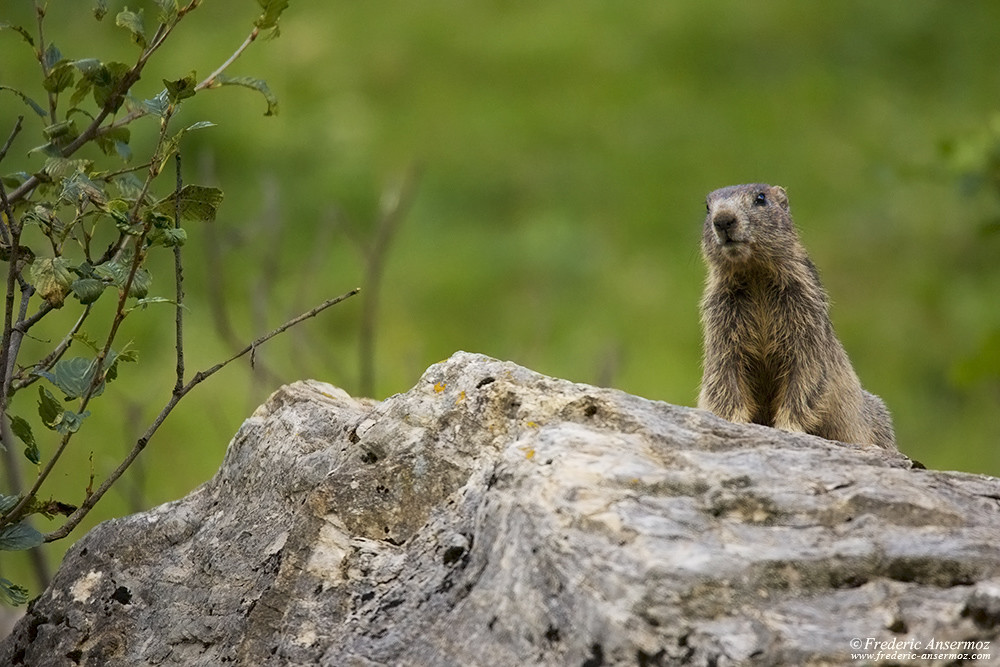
4, 280, 35, 393
173, 153, 185, 394
196, 27, 259, 91
0, 115, 24, 167
359, 167, 420, 397
4, 178, 162, 527
12, 302, 54, 335
200, 153, 241, 351
248, 177, 284, 388
5, 13, 181, 207
12, 305, 92, 392
97, 160, 154, 182
34, 1, 57, 122
42, 287, 360, 541
0, 182, 24, 406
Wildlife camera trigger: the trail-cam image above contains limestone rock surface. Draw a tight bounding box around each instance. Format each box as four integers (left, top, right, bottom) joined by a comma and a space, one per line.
3, 351, 1000, 666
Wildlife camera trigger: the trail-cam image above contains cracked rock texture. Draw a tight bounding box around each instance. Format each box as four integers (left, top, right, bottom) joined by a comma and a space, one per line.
3, 351, 1000, 666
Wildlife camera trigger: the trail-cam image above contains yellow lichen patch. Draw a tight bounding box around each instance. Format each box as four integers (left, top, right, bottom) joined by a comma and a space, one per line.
456, 390, 466, 403
434, 382, 446, 393
524, 448, 535, 460
70, 571, 103, 603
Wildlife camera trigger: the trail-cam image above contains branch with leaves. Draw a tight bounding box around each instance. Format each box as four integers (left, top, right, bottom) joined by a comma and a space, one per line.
0, 0, 355, 607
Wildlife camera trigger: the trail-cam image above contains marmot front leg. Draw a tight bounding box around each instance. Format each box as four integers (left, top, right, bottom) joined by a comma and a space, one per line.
772, 357, 824, 434
698, 357, 754, 424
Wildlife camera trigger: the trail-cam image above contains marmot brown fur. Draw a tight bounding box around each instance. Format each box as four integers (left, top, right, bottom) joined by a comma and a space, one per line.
698, 183, 895, 449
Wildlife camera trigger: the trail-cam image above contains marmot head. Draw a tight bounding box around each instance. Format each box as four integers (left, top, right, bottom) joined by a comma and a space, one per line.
702, 183, 798, 270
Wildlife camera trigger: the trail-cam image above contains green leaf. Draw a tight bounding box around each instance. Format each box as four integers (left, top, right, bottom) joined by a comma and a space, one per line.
128, 267, 151, 298
27, 142, 60, 158
37, 351, 130, 401
130, 296, 173, 309
105, 346, 137, 382
0, 579, 29, 606
163, 72, 197, 104
55, 410, 91, 435
73, 58, 103, 76
71, 277, 106, 304
42, 157, 91, 179
148, 225, 187, 248
116, 8, 147, 48
70, 59, 101, 106
42, 44, 62, 70
115, 140, 132, 162
154, 0, 178, 23
141, 90, 169, 117
95, 126, 131, 159
113, 174, 144, 200
0, 521, 44, 551
186, 121, 216, 131
42, 119, 77, 143
37, 357, 97, 399
36, 384, 93, 432
103, 199, 135, 230
70, 76, 94, 108
43, 61, 76, 94
37, 386, 61, 427
93, 258, 126, 282
70, 331, 101, 353
214, 74, 278, 116
0, 578, 29, 606
1, 172, 29, 188
94, 260, 150, 297
0, 495, 19, 514
92, 61, 131, 111
154, 185, 224, 222
163, 227, 186, 246
0, 86, 46, 117
8, 416, 39, 464
22, 205, 61, 232
28, 258, 74, 308
60, 172, 107, 208
255, 0, 290, 34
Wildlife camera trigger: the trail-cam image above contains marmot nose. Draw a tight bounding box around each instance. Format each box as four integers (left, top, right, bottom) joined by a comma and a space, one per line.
713, 213, 737, 234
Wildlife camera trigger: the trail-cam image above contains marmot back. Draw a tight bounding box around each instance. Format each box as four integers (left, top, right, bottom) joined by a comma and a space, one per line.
697, 183, 896, 450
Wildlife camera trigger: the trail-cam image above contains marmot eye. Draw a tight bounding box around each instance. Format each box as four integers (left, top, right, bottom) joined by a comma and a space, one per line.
705, 201, 710, 213
754, 192, 767, 206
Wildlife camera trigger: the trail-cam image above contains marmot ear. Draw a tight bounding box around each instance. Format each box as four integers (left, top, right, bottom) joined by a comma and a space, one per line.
772, 186, 789, 210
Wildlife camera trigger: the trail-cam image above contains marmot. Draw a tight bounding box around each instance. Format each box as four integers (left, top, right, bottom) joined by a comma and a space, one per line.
697, 183, 895, 450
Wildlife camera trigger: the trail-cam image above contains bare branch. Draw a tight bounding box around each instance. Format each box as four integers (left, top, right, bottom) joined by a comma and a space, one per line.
359, 166, 420, 397
43, 287, 360, 541
34, 1, 57, 122
0, 185, 25, 406
173, 154, 185, 394
0, 115, 23, 167
196, 27, 260, 91
12, 306, 92, 392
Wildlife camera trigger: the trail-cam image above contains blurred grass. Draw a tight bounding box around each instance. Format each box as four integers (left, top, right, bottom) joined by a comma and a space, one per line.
2, 0, 1000, 586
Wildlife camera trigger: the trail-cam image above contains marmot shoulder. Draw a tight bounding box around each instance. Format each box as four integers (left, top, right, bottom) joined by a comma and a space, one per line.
697, 183, 896, 450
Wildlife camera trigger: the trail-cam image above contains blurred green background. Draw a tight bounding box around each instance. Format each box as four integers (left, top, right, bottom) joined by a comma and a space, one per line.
2, 0, 1000, 588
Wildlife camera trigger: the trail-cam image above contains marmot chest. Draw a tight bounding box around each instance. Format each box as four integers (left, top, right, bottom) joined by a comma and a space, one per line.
726, 283, 799, 360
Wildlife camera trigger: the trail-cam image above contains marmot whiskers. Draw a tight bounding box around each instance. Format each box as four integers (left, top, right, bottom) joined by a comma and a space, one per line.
698, 183, 895, 449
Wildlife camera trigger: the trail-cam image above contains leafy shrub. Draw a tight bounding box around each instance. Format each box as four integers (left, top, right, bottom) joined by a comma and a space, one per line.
0, 0, 356, 605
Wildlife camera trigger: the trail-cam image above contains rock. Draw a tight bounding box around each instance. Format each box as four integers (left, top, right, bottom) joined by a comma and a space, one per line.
3, 351, 1000, 666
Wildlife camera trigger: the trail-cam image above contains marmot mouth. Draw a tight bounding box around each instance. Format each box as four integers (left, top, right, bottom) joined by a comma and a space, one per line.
717, 240, 750, 260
